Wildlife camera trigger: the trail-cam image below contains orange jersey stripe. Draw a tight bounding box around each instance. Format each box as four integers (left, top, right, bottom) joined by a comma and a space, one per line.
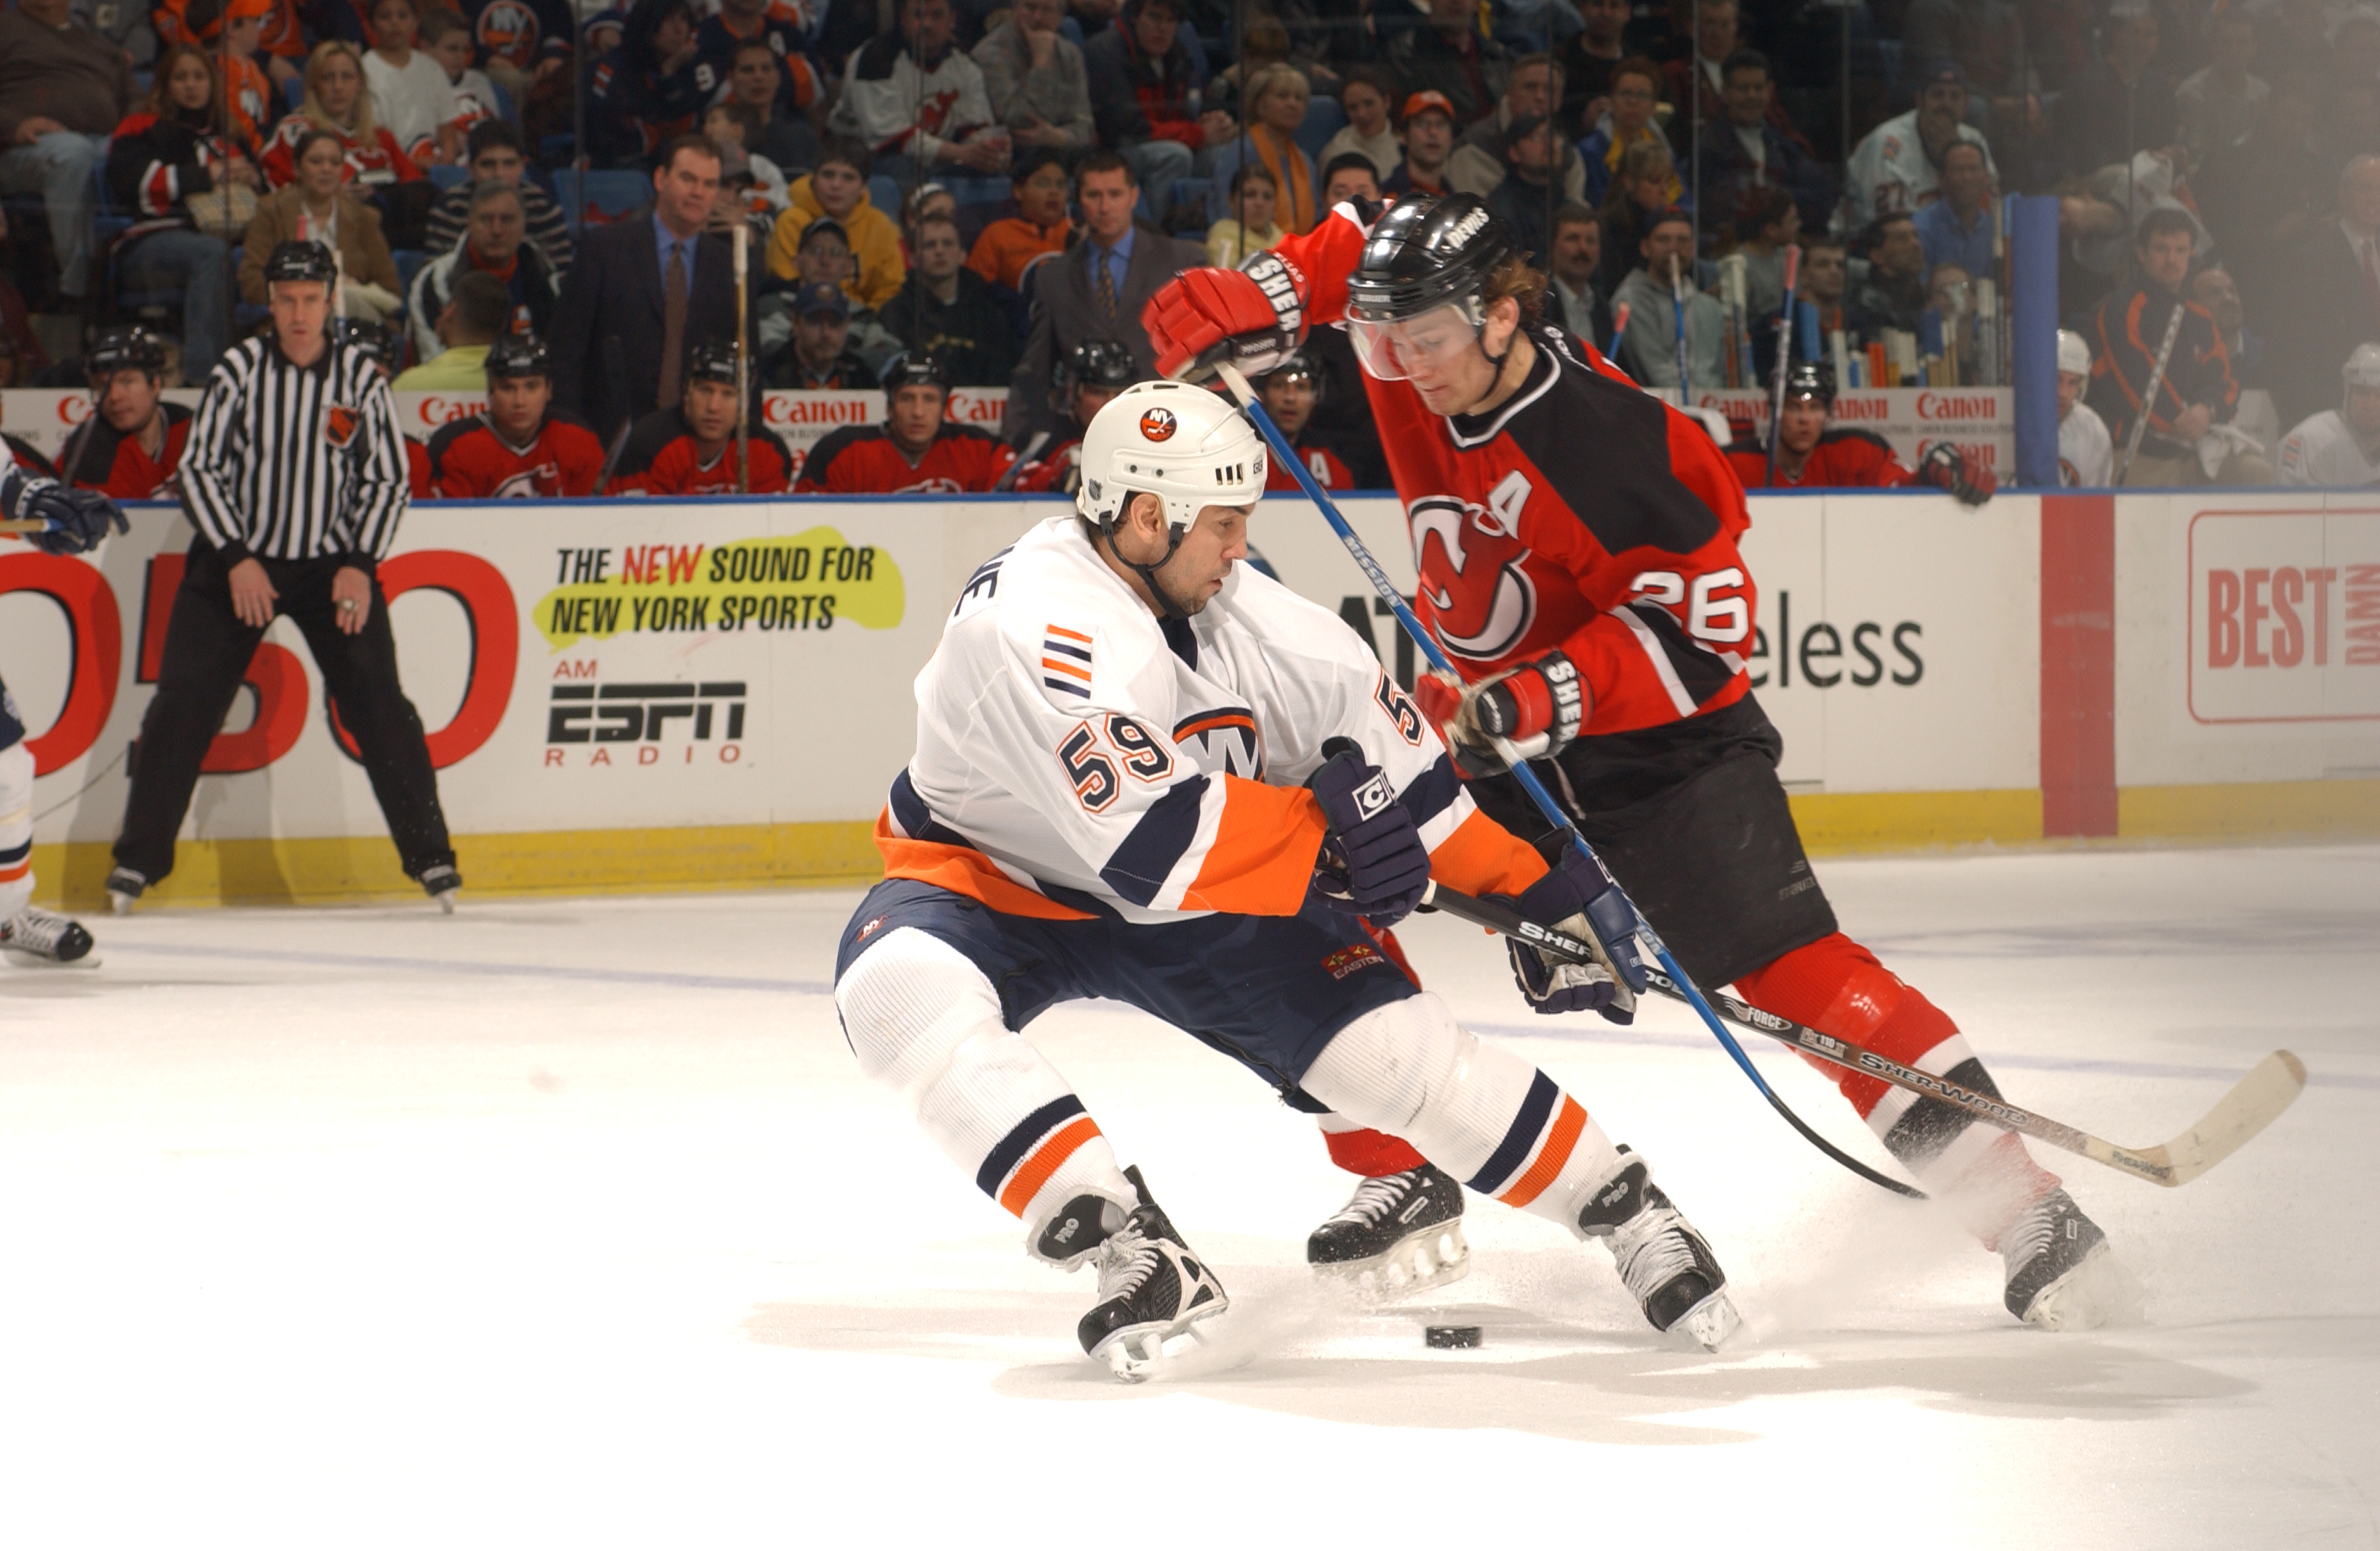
0, 860, 28, 884
1179, 776, 1328, 916
1175, 712, 1256, 739
1497, 1094, 1588, 1208
1427, 808, 1550, 899
1047, 624, 1092, 643
873, 812, 1098, 922
1040, 657, 1093, 680
998, 1115, 1101, 1215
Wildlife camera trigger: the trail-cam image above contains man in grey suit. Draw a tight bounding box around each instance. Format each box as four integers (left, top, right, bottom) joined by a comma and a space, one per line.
1002, 150, 1204, 442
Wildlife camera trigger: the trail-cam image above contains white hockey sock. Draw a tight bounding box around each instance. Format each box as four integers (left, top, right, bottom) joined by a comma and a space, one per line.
837, 927, 1134, 1259
0, 739, 33, 920
1298, 993, 1623, 1234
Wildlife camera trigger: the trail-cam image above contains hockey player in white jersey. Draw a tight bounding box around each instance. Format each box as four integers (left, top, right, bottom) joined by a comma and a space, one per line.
1, 440, 128, 965
834, 381, 1741, 1378
2057, 329, 2114, 487
2279, 343, 2380, 487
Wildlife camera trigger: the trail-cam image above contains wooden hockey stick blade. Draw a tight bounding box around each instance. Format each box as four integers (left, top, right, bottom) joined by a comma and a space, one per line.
0, 518, 47, 533
2112, 1049, 2306, 1187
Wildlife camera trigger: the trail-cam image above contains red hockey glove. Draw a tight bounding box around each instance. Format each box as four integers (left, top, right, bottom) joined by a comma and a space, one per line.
1417, 655, 1586, 775
1143, 252, 1306, 381
1917, 442, 1995, 506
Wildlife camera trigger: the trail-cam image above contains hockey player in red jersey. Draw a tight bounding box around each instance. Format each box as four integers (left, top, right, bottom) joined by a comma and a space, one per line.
1145, 194, 2136, 1330
1258, 349, 1355, 492
1727, 358, 1994, 500
610, 341, 796, 495
797, 353, 1015, 494
337, 318, 434, 498
61, 327, 191, 500
425, 335, 606, 498
1010, 339, 1138, 495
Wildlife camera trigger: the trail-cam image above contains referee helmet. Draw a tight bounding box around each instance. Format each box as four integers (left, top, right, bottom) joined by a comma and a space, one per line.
263, 240, 338, 286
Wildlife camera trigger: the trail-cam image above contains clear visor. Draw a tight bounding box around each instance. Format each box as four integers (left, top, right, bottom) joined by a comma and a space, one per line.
1344, 302, 1484, 382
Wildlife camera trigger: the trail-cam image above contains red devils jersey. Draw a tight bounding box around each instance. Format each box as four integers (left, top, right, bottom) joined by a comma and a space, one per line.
1725, 430, 1913, 490
795, 423, 1016, 494
64, 404, 192, 499
609, 406, 795, 495
404, 436, 432, 499
1266, 440, 1355, 492
260, 119, 423, 189
426, 412, 607, 498
1011, 436, 1082, 494
1266, 211, 1757, 736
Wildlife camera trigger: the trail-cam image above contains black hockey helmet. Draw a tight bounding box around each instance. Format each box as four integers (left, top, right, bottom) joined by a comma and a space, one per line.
881, 351, 953, 395
331, 315, 399, 362
485, 332, 551, 381
1344, 194, 1518, 327
1061, 337, 1137, 391
685, 339, 743, 388
263, 239, 337, 286
87, 324, 166, 380
1260, 346, 1321, 388
1781, 358, 1835, 408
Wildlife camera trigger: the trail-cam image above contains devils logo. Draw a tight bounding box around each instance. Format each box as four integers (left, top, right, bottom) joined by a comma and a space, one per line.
1407, 495, 1537, 662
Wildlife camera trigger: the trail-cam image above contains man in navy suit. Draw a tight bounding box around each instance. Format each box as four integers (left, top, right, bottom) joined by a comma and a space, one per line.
548, 135, 758, 444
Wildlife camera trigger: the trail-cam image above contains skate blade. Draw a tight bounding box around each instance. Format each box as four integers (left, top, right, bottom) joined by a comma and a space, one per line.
1669, 1287, 1743, 1352
1095, 1298, 1232, 1384
107, 893, 135, 917
434, 890, 459, 916
1313, 1221, 1471, 1302
2022, 1243, 2146, 1333
1, 946, 101, 970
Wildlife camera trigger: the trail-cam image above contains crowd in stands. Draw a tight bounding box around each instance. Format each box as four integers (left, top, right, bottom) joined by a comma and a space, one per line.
7, 0, 2380, 495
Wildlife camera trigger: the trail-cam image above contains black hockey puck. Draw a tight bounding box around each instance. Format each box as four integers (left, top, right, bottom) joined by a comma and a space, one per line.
1424, 1325, 1482, 1348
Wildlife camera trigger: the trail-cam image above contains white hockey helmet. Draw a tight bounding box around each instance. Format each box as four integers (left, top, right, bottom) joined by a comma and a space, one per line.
1076, 380, 1268, 535
2344, 342, 2380, 395
2056, 328, 2091, 379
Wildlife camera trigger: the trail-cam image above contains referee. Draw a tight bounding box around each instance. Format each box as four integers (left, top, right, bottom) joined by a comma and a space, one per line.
105, 241, 462, 914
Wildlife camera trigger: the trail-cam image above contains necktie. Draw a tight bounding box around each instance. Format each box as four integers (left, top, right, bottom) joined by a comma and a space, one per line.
658, 241, 689, 406
1095, 245, 1116, 320
2362, 237, 2380, 319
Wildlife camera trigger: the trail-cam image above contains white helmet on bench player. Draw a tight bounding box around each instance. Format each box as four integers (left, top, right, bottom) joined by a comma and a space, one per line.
2343, 342, 2380, 410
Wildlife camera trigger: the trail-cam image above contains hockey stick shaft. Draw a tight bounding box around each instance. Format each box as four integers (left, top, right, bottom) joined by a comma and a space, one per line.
1670, 255, 1690, 401
733, 222, 751, 495
2114, 294, 2186, 484
1420, 880, 2304, 1189
1766, 245, 1802, 488
1210, 359, 1910, 1196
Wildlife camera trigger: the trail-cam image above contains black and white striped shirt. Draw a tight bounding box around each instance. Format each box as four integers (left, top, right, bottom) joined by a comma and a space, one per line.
180, 336, 410, 567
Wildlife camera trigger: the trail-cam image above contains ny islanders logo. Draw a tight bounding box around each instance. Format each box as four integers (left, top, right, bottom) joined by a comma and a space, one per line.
1139, 408, 1177, 442
1408, 472, 1538, 662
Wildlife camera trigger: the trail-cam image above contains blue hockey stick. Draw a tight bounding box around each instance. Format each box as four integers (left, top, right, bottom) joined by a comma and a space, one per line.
1211, 360, 1921, 1199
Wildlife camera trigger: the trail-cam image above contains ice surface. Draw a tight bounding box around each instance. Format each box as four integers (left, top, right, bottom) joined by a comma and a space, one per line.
3, 845, 2375, 1547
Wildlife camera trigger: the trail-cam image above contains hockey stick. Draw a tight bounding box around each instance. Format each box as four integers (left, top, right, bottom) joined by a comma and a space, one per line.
733, 221, 751, 495
1419, 881, 2305, 1189
1765, 244, 1802, 488
2113, 292, 2187, 485
992, 430, 1050, 494
1669, 253, 1690, 401
1207, 358, 1916, 1197
0, 518, 46, 534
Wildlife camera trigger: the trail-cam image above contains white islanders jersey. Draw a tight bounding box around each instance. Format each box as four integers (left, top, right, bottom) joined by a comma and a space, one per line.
2059, 402, 2113, 487
2278, 410, 2380, 487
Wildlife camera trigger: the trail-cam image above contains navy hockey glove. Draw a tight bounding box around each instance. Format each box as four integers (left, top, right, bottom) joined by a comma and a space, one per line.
20, 480, 127, 556
1306, 736, 1431, 928
1504, 848, 1647, 1024
1917, 442, 1995, 506
1416, 654, 1585, 776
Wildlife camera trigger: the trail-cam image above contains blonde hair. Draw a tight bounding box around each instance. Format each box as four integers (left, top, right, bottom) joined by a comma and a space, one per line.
1481, 252, 1547, 324
301, 40, 377, 138
1245, 63, 1310, 119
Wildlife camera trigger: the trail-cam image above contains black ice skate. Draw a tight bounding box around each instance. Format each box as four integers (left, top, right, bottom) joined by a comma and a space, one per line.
1078, 1166, 1228, 1382
2000, 1189, 2142, 1331
1307, 1162, 1469, 1297
104, 867, 145, 916
0, 905, 95, 966
418, 865, 461, 914
1577, 1148, 1741, 1351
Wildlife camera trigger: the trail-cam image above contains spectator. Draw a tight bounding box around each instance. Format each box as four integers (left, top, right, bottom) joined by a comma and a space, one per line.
1723, 360, 1918, 488
766, 138, 905, 309
612, 339, 795, 493
2278, 341, 2380, 484
1577, 55, 1673, 207
1205, 16, 1291, 121
393, 269, 512, 386
550, 135, 757, 441
1383, 0, 1511, 127
406, 183, 562, 362
2258, 0, 2329, 80
968, 148, 1071, 293
1485, 115, 1563, 267
176, 0, 275, 145
1557, 0, 1629, 137
240, 130, 404, 315
1913, 141, 1995, 279
1450, 54, 1586, 203
1546, 203, 1611, 347
695, 0, 818, 123
1011, 336, 1136, 492
1320, 150, 1381, 207
1207, 65, 1321, 233
899, 180, 956, 239
1206, 163, 1283, 266
260, 41, 428, 249
786, 215, 855, 290
107, 42, 260, 380
423, 120, 575, 275
2177, 6, 2267, 169
364, 0, 462, 165
1002, 149, 1200, 438
0, 0, 135, 305
1848, 214, 1928, 339
798, 352, 1014, 491
831, 0, 1005, 184
72, 0, 155, 70
61, 326, 191, 499
726, 37, 821, 173
2056, 328, 2113, 485
974, 0, 1095, 154
2191, 264, 2262, 383
2194, 74, 2325, 311
1692, 49, 1832, 237
1592, 134, 1679, 297
426, 335, 605, 497
1730, 187, 1797, 320
1259, 350, 1353, 490
1274, 0, 1365, 84
1798, 233, 1848, 339
1844, 60, 1995, 229
877, 210, 1017, 385
455, 0, 573, 105
1320, 66, 1400, 179
1382, 89, 1458, 196
1613, 207, 1720, 389
2087, 207, 2267, 484
2325, 9, 2380, 112
707, 100, 790, 214
2264, 155, 2380, 427
1660, 0, 1800, 156
767, 281, 873, 387
586, 0, 707, 169
2060, 9, 2177, 177
419, 10, 499, 146
1084, 0, 1218, 195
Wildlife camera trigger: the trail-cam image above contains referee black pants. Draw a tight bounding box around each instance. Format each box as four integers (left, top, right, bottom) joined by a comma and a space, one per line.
112, 541, 455, 884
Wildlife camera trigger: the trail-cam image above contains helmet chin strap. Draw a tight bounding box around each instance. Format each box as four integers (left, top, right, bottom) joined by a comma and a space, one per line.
1097, 502, 1191, 620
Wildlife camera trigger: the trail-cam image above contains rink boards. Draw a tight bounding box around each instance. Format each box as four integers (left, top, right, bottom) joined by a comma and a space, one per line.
6, 490, 2378, 906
